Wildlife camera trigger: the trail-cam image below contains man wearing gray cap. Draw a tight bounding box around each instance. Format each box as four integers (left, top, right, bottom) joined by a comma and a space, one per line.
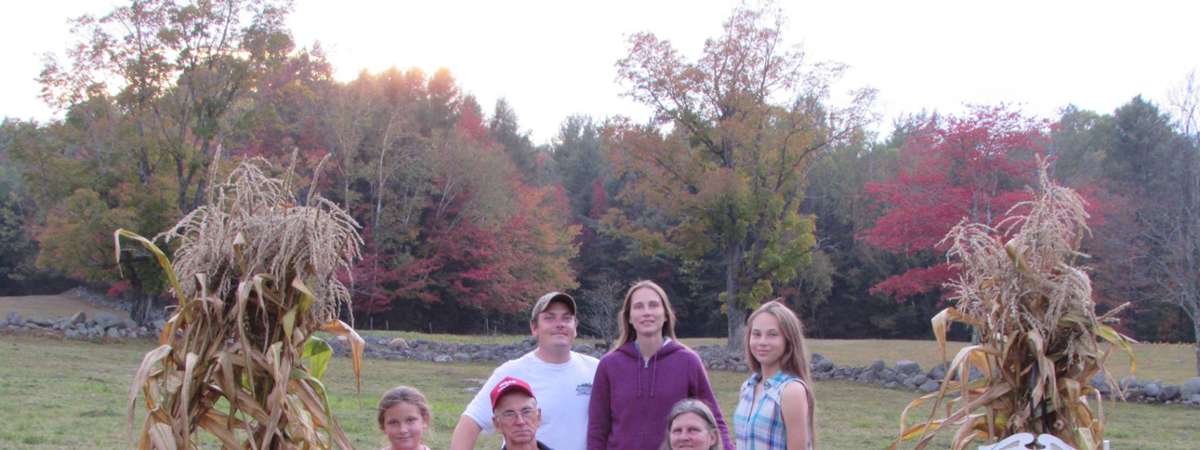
450, 292, 599, 450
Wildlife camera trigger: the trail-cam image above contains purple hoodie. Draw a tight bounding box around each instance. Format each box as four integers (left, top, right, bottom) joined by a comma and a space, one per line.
586, 339, 732, 450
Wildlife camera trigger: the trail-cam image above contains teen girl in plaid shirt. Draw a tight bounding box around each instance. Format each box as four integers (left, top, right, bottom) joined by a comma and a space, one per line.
733, 300, 816, 450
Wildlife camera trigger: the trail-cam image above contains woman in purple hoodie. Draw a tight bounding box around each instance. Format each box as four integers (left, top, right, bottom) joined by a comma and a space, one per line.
587, 280, 732, 450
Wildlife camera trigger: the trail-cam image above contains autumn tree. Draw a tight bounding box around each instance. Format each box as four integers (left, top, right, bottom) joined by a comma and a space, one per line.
40, 0, 297, 213
610, 3, 873, 348
1046, 106, 1162, 339
35, 189, 138, 283
861, 106, 1048, 301
490, 99, 544, 183
578, 275, 624, 349
0, 121, 41, 294
317, 68, 580, 330
1101, 97, 1200, 374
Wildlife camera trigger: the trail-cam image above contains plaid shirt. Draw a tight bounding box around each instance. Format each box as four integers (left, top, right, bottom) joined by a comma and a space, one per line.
733, 371, 811, 450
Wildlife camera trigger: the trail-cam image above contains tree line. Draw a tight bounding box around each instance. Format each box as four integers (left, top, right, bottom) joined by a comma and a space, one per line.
0, 1, 1196, 367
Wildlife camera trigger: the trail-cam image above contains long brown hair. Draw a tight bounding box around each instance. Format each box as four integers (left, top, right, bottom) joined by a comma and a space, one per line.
612, 280, 679, 351
744, 299, 811, 382
744, 299, 816, 446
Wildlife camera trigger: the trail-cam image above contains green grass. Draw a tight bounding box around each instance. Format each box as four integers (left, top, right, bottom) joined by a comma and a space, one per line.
5, 294, 1187, 383
0, 334, 1196, 449
784, 338, 1194, 385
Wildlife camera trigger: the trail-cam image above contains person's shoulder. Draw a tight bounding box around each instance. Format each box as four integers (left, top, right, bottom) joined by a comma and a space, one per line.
780, 377, 810, 400
666, 341, 704, 365
570, 350, 600, 366
597, 344, 630, 362
492, 351, 539, 374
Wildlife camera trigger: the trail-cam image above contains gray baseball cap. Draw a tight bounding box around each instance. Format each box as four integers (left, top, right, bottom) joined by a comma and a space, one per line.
530, 291, 577, 321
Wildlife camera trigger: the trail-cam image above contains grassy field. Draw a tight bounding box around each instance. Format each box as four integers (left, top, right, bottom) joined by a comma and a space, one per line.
3, 296, 1190, 383
0, 295, 129, 321
0, 334, 1195, 449
356, 331, 1195, 384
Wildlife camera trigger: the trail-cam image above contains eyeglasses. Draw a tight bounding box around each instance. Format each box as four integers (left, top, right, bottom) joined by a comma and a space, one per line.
498, 407, 538, 423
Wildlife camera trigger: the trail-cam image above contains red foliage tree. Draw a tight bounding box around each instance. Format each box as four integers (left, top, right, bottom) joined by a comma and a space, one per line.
861, 106, 1049, 300
348, 106, 579, 318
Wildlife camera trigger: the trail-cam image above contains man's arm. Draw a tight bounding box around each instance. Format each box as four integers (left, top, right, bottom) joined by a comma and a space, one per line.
454, 363, 505, 450
449, 415, 484, 450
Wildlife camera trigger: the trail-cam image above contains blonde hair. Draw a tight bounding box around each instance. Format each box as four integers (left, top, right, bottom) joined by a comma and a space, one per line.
744, 299, 811, 382
377, 385, 431, 430
744, 299, 816, 446
659, 399, 722, 450
612, 280, 678, 351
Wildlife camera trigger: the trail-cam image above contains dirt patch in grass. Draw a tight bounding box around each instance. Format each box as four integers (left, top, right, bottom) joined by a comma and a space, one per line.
0, 294, 129, 321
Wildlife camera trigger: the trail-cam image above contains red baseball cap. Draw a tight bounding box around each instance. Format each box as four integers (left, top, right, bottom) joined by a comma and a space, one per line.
490, 376, 535, 410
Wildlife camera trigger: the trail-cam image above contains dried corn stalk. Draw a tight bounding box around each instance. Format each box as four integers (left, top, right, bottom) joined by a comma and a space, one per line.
891, 157, 1135, 450
116, 156, 365, 449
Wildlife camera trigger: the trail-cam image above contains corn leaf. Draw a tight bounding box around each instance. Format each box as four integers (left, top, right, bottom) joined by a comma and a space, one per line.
302, 337, 334, 381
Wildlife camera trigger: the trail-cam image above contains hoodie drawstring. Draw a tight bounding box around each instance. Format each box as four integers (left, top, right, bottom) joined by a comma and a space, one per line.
636, 357, 643, 398
650, 351, 658, 398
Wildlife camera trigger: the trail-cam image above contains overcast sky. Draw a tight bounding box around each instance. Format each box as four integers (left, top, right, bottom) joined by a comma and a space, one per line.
3, 0, 1198, 144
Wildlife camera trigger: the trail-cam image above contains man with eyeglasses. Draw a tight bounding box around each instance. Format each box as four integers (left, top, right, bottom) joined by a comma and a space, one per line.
451, 292, 599, 450
490, 376, 551, 450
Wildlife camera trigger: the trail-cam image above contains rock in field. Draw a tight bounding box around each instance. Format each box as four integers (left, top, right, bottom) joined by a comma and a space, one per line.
1142, 382, 1162, 398
1181, 377, 1200, 398
895, 360, 922, 376
1159, 385, 1181, 402
68, 311, 88, 326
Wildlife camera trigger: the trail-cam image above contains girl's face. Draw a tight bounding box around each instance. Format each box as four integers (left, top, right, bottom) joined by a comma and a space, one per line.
382, 401, 427, 450
669, 412, 717, 450
749, 312, 786, 369
629, 287, 667, 338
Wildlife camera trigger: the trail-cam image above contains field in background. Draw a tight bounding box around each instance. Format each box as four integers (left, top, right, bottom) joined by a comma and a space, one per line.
1, 294, 1191, 383
355, 331, 1193, 384
0, 294, 128, 321
0, 334, 1195, 449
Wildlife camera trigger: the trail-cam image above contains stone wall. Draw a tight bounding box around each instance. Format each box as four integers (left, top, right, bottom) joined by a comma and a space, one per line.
342, 336, 1200, 408
1, 311, 159, 340
4, 320, 1194, 408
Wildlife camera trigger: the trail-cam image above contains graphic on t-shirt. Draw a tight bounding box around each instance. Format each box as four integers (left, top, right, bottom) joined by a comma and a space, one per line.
576, 382, 592, 396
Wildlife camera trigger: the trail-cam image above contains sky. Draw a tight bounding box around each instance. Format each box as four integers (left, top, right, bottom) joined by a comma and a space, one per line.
3, 0, 1199, 144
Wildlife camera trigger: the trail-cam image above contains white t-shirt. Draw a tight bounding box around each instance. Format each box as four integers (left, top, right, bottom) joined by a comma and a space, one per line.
463, 350, 599, 450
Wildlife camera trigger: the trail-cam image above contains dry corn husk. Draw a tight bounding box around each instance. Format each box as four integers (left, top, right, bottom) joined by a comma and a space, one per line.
117, 155, 365, 449
890, 157, 1135, 450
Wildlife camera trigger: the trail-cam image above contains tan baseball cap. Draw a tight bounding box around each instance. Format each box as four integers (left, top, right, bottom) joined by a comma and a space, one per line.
530, 291, 576, 321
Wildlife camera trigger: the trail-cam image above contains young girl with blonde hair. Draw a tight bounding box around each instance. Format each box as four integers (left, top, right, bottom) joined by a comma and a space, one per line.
733, 299, 816, 449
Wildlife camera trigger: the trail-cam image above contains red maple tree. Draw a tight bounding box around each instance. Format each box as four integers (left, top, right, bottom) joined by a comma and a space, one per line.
861, 106, 1049, 300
